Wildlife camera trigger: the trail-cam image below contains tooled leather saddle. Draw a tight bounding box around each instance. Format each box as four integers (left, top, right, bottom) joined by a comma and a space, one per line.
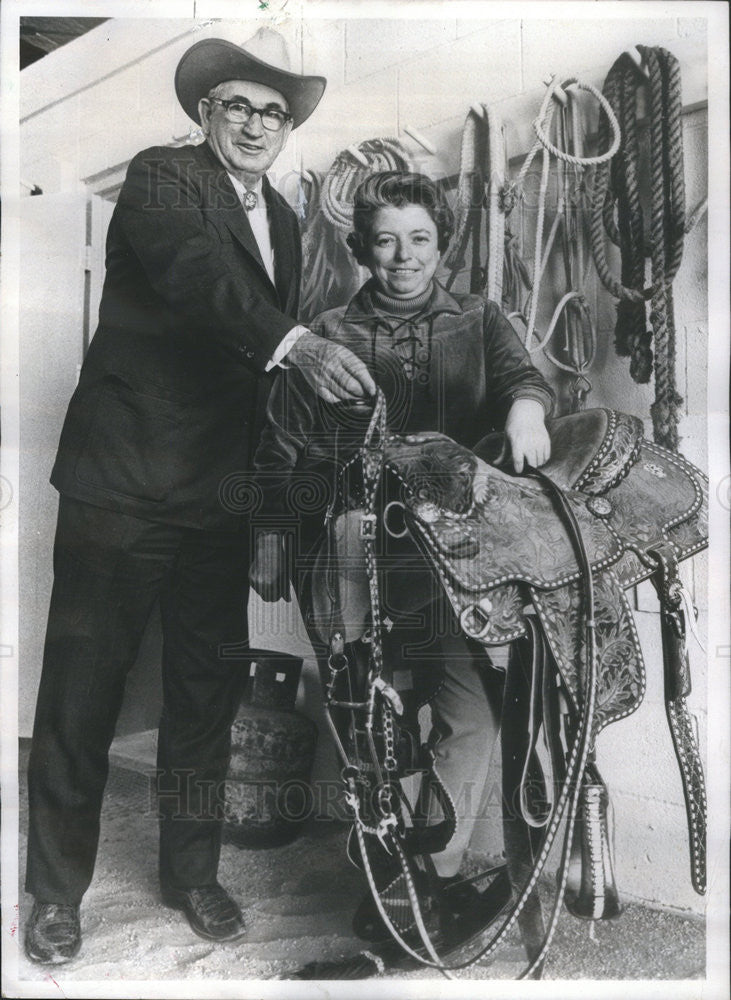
313, 406, 707, 886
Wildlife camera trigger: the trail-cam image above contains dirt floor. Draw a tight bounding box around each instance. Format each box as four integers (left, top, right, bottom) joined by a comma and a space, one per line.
10, 747, 706, 991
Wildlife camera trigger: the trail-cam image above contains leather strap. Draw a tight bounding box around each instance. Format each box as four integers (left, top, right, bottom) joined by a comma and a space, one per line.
512, 618, 553, 829
649, 541, 707, 895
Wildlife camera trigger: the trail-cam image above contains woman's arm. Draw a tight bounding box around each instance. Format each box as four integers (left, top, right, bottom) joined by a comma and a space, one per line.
483, 301, 554, 472
482, 300, 555, 417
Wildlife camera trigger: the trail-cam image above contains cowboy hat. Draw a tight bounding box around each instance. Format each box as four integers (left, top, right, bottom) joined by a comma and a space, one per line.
175, 27, 326, 129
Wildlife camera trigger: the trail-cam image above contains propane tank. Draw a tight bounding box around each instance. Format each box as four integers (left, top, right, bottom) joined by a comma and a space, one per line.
225, 650, 318, 847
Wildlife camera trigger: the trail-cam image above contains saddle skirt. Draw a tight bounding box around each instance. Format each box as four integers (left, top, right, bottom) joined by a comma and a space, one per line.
312, 409, 707, 733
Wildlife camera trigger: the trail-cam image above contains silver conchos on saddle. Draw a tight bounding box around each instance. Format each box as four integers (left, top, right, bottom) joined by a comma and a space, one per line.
643, 461, 667, 478
586, 495, 613, 518
459, 596, 493, 639
413, 501, 440, 523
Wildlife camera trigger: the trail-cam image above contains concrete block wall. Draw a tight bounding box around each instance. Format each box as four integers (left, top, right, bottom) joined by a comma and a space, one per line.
17, 9, 709, 912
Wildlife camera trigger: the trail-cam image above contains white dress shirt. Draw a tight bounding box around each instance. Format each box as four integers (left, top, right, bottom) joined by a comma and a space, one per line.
227, 172, 306, 369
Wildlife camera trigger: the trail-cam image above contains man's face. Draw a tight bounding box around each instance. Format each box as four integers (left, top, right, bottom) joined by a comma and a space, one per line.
198, 79, 292, 185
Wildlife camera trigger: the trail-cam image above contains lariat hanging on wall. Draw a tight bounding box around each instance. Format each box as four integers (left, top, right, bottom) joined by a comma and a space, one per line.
503, 77, 621, 412
589, 46, 687, 451
299, 139, 412, 321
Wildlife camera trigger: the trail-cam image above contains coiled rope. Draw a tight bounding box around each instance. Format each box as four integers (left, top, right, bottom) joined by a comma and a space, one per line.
589, 46, 686, 451
299, 139, 412, 320
321, 138, 412, 230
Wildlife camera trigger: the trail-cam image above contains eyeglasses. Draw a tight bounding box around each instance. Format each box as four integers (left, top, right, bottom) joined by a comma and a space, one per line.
207, 97, 292, 132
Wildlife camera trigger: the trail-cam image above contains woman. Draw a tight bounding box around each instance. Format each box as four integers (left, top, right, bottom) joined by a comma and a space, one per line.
250, 171, 554, 942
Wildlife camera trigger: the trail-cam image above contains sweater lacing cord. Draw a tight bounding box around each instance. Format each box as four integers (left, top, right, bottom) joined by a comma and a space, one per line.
369, 309, 436, 389
392, 314, 435, 384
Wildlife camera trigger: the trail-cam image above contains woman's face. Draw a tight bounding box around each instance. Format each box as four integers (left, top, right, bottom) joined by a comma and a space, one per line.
363, 204, 440, 299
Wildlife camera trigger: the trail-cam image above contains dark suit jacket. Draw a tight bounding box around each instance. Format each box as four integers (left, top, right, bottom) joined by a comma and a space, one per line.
51, 141, 302, 529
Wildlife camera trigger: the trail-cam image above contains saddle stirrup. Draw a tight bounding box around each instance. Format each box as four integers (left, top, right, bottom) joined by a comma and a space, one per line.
564, 758, 622, 920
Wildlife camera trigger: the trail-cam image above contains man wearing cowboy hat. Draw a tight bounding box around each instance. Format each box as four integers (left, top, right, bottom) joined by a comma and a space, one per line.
24, 28, 375, 965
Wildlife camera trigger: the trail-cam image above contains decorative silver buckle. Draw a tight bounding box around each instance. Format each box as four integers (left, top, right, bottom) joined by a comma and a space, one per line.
360, 513, 377, 539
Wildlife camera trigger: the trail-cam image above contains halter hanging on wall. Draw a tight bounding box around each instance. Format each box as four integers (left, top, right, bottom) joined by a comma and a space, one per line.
503, 76, 621, 412
446, 78, 621, 413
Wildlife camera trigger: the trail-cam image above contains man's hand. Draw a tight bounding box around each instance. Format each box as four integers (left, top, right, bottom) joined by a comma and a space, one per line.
497, 398, 551, 474
249, 532, 291, 603
287, 332, 376, 404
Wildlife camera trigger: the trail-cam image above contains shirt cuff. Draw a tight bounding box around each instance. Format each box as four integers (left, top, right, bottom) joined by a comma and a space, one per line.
511, 390, 555, 417
265, 326, 309, 371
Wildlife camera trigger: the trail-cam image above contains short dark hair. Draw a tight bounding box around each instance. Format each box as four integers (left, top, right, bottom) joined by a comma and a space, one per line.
346, 171, 454, 264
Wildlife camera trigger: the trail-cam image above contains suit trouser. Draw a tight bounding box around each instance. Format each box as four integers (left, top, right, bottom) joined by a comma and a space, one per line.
25, 496, 250, 904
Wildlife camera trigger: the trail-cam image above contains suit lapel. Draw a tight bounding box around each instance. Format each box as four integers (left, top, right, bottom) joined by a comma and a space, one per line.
197, 142, 272, 287
264, 177, 298, 316
196, 142, 298, 315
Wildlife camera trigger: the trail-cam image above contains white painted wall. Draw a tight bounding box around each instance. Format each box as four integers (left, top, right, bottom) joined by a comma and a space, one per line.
18, 9, 709, 912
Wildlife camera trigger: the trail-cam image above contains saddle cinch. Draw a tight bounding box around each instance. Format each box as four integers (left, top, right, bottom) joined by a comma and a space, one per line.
309, 402, 707, 978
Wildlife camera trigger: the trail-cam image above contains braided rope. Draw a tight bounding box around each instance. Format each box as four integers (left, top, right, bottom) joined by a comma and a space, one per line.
645, 47, 673, 435
590, 46, 686, 449
662, 50, 686, 283
589, 56, 649, 309
642, 46, 685, 449
613, 59, 648, 367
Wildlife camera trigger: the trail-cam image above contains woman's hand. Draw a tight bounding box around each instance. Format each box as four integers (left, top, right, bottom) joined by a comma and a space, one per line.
498, 398, 551, 474
249, 532, 291, 603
